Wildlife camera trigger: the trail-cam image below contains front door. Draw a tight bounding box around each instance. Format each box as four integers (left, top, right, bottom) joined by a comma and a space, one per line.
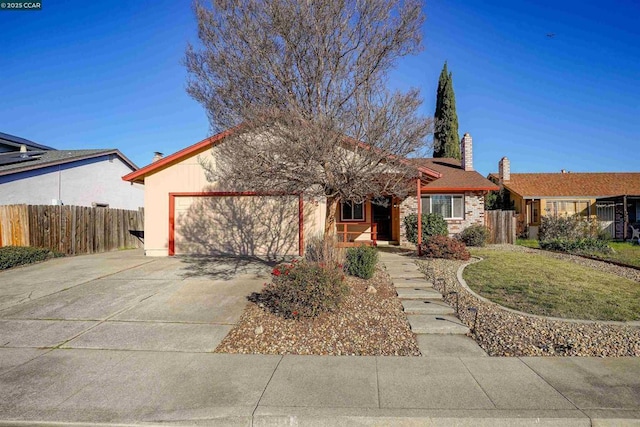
372, 197, 392, 241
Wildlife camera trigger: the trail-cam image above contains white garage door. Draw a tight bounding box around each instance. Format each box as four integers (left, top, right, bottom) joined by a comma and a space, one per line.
173, 194, 300, 257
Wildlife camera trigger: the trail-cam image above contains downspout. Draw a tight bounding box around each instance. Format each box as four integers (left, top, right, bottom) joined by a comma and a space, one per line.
416, 173, 422, 256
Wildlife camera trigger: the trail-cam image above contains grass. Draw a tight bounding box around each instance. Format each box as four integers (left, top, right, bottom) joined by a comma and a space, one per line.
517, 238, 640, 268
516, 239, 539, 249
597, 242, 640, 268
464, 248, 640, 321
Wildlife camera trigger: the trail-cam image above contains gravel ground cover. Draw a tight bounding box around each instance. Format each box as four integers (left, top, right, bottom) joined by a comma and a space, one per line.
418, 247, 640, 357
215, 267, 421, 356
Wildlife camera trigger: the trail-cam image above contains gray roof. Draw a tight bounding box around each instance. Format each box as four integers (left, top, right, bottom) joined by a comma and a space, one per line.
0, 131, 56, 151
0, 149, 138, 176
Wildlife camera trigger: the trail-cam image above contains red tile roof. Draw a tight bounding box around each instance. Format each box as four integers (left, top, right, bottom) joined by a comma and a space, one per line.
412, 158, 499, 192
490, 173, 640, 197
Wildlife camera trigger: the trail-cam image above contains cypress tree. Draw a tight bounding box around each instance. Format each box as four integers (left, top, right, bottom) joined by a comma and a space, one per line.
433, 62, 460, 159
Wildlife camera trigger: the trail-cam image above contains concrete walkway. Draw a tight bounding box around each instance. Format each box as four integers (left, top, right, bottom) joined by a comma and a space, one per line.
1, 250, 639, 426
379, 251, 487, 357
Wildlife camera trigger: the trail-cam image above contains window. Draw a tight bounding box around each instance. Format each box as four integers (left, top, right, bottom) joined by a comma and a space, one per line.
341, 201, 364, 221
421, 195, 463, 219
92, 202, 109, 208
547, 200, 590, 217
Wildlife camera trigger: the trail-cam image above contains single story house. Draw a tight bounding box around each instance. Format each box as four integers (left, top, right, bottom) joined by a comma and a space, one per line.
489, 157, 640, 240
124, 129, 497, 257
0, 131, 144, 210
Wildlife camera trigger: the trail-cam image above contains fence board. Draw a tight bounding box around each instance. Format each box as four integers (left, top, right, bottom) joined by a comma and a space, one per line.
0, 204, 144, 255
485, 210, 516, 244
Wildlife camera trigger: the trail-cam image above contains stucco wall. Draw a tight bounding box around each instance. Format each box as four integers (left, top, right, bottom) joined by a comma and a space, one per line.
0, 156, 143, 209
143, 149, 324, 257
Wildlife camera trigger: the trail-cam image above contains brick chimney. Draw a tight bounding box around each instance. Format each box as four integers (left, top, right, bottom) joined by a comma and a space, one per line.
499, 157, 510, 182
152, 152, 164, 163
461, 133, 473, 171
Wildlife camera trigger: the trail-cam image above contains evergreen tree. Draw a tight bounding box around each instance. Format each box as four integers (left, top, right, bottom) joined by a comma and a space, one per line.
433, 62, 460, 159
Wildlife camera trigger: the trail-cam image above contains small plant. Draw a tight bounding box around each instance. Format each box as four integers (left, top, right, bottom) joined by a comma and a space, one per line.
345, 245, 378, 279
403, 213, 448, 245
458, 225, 489, 247
262, 260, 349, 319
305, 234, 345, 267
419, 235, 470, 260
0, 246, 61, 270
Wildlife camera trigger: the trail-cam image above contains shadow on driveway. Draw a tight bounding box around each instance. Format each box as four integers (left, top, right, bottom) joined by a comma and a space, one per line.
178, 254, 296, 281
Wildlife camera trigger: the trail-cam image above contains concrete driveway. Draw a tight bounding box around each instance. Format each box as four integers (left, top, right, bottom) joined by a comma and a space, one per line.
0, 250, 269, 353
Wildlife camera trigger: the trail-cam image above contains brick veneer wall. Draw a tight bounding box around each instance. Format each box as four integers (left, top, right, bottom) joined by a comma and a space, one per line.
399, 191, 486, 246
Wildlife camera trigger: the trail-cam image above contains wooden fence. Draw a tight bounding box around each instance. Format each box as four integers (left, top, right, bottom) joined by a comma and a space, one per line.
485, 210, 516, 244
0, 205, 144, 255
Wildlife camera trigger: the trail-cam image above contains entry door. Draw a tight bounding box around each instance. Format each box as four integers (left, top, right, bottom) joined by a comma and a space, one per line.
372, 197, 392, 240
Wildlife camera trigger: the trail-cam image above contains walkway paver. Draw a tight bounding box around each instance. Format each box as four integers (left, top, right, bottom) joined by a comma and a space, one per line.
381, 251, 485, 356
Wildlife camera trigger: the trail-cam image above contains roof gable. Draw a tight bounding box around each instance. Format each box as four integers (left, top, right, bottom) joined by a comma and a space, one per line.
412, 158, 498, 192
494, 173, 640, 197
122, 126, 442, 184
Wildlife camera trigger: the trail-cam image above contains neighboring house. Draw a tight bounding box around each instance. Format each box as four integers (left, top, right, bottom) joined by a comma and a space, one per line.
489, 157, 640, 240
0, 131, 144, 210
123, 129, 497, 257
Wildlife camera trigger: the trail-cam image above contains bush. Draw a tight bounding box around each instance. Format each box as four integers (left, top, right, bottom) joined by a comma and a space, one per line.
419, 235, 470, 260
458, 225, 489, 247
539, 237, 612, 255
305, 234, 345, 267
263, 260, 349, 318
345, 245, 378, 279
0, 246, 58, 270
403, 213, 448, 245
539, 216, 611, 255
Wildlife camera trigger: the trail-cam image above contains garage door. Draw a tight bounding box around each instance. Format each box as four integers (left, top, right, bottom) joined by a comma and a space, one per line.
171, 193, 301, 258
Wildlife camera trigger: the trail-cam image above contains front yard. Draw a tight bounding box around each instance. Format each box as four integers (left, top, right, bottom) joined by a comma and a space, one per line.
464, 247, 640, 322
516, 238, 640, 268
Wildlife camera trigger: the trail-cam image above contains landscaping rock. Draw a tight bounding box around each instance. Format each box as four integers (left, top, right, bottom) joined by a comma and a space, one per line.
216, 267, 421, 356
417, 254, 640, 357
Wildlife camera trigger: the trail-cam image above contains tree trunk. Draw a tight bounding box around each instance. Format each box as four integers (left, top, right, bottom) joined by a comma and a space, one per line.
324, 195, 340, 241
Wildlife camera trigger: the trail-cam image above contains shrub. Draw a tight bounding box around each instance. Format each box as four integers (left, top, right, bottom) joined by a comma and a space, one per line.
0, 246, 58, 270
419, 235, 470, 260
539, 216, 611, 255
345, 245, 378, 279
305, 234, 345, 267
458, 225, 489, 247
403, 213, 448, 245
539, 237, 612, 255
263, 260, 349, 318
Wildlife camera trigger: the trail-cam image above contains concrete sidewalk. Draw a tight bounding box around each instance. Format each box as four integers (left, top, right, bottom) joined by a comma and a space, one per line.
1, 349, 639, 426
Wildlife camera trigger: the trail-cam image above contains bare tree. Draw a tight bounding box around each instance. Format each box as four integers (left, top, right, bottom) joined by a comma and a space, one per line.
186, 0, 431, 237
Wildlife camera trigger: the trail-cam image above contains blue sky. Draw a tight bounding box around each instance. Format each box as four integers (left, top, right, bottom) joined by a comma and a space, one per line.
1, 0, 638, 176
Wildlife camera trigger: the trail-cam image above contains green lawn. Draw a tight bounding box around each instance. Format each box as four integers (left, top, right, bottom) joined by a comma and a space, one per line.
515, 239, 539, 249
598, 242, 640, 268
464, 249, 640, 321
516, 238, 640, 268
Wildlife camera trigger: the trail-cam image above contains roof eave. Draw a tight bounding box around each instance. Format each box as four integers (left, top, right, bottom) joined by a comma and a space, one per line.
0, 150, 135, 177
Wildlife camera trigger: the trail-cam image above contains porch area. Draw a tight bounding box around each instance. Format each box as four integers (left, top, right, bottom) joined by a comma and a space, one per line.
334, 196, 401, 247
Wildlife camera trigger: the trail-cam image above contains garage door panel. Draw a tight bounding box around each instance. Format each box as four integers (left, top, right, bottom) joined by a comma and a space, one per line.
174, 195, 299, 258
